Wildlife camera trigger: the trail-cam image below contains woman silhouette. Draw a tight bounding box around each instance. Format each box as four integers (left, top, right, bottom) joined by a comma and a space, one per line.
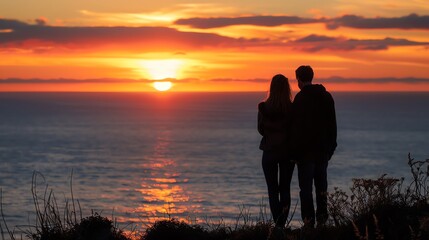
258, 74, 295, 227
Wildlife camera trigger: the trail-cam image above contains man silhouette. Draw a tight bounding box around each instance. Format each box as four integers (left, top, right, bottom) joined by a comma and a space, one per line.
291, 65, 337, 228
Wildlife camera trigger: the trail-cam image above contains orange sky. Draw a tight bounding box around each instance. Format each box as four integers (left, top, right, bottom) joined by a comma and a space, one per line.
1, 1, 429, 92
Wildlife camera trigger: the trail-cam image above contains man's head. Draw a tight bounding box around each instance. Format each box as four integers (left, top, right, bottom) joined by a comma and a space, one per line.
295, 65, 314, 89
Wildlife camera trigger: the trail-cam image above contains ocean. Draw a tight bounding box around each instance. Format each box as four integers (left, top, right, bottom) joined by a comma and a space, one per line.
0, 92, 428, 231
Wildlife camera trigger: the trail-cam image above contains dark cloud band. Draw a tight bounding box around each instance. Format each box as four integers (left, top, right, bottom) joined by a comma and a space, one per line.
3, 77, 429, 84
174, 16, 320, 28
0, 19, 266, 51
326, 14, 429, 30
0, 17, 428, 53
293, 34, 429, 51
175, 14, 429, 30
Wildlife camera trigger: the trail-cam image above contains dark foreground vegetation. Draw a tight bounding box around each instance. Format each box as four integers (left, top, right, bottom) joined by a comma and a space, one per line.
1, 154, 428, 240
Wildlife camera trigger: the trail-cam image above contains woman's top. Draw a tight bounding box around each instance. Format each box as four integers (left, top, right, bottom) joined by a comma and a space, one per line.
257, 102, 291, 152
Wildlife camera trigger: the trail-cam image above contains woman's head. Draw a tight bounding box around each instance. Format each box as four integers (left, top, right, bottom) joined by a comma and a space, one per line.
269, 74, 290, 97
265, 74, 292, 113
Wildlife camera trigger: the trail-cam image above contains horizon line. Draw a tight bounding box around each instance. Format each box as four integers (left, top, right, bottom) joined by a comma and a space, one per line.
2, 90, 429, 93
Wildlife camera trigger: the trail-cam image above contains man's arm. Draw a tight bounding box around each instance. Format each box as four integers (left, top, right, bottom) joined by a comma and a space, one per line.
290, 93, 306, 156
327, 93, 337, 159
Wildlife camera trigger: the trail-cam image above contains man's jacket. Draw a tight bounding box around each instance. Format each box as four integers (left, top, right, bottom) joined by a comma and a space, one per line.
290, 84, 337, 161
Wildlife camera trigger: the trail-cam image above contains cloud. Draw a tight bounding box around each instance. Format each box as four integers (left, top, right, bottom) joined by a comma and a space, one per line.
208, 78, 269, 83
0, 19, 28, 29
174, 15, 321, 28
319, 77, 429, 84
292, 34, 429, 51
175, 13, 429, 30
1, 18, 428, 54
327, 14, 429, 30
34, 17, 48, 26
0, 19, 268, 52
295, 35, 337, 42
3, 77, 429, 85
0, 78, 141, 84
205, 77, 429, 84
0, 78, 196, 84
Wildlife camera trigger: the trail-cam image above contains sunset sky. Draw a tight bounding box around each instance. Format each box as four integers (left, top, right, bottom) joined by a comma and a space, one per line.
1, 0, 429, 92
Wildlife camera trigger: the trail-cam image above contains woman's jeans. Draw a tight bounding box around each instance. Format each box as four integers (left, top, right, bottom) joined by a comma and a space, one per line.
262, 150, 295, 227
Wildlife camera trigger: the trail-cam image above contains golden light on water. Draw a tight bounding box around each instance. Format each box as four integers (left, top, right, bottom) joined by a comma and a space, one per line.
135, 130, 201, 224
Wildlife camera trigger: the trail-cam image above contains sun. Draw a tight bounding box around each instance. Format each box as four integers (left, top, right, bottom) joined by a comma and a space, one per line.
153, 81, 172, 91
140, 59, 182, 80
137, 59, 185, 91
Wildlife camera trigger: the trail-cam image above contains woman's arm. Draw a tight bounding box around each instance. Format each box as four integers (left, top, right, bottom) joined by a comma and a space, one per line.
257, 110, 264, 136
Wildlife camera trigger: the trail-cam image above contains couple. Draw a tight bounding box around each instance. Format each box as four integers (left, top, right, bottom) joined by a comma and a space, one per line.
258, 65, 337, 228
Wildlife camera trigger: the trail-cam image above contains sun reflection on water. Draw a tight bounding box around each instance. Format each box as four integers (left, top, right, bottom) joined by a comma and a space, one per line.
135, 130, 201, 223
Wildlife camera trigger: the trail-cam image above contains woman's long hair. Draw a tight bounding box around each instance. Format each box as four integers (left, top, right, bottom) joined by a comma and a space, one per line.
265, 74, 292, 114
